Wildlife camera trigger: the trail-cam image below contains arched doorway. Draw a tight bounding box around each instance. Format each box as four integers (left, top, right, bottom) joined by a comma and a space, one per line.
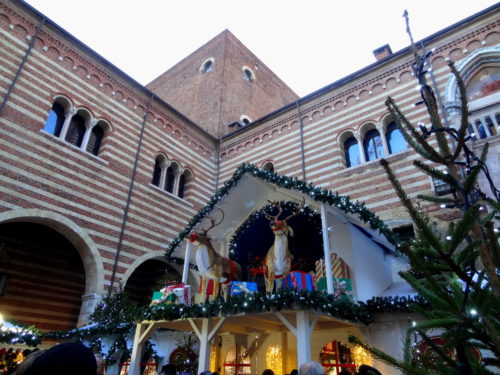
124, 259, 181, 306
0, 222, 86, 331
319, 340, 357, 374
224, 344, 250, 375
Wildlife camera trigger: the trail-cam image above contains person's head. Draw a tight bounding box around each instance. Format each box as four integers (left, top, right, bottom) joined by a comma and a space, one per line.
262, 369, 275, 375
357, 365, 381, 375
24, 343, 97, 375
13, 350, 47, 375
290, 369, 298, 375
161, 364, 177, 375
298, 361, 324, 375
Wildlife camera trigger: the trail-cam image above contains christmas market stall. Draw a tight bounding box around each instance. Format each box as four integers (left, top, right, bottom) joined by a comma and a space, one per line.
129, 164, 419, 375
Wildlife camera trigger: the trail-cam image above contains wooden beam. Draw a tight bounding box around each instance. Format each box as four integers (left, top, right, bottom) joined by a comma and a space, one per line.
208, 317, 225, 341
275, 312, 297, 336
188, 318, 202, 339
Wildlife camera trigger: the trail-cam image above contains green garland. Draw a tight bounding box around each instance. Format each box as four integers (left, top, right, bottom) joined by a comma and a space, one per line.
165, 163, 400, 267
228, 200, 321, 258
0, 320, 41, 347
143, 288, 426, 325
6, 292, 426, 346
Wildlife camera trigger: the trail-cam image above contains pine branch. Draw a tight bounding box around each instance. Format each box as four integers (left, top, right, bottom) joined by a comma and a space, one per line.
349, 335, 429, 375
386, 97, 446, 163
448, 61, 470, 161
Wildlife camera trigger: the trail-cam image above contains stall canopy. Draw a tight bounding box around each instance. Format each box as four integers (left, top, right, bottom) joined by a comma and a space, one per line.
170, 168, 396, 270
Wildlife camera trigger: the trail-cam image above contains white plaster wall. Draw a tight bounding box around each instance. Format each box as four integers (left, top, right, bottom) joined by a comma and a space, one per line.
349, 225, 393, 301
328, 216, 354, 268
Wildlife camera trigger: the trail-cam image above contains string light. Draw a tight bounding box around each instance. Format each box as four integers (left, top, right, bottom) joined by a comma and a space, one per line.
266, 346, 283, 375
165, 163, 401, 267
352, 344, 373, 368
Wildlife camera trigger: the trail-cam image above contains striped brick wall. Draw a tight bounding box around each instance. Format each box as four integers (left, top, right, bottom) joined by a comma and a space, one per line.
0, 1, 217, 326
219, 13, 500, 224
0, 0, 498, 331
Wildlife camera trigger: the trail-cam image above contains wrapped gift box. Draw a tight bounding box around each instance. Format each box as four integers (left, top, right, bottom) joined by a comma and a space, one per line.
151, 291, 163, 305
315, 253, 351, 280
151, 290, 176, 305
151, 283, 192, 305
172, 284, 192, 305
228, 281, 258, 296
283, 271, 316, 291
316, 277, 353, 300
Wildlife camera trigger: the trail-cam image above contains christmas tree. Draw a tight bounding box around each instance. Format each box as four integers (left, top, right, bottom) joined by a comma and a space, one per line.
349, 12, 499, 375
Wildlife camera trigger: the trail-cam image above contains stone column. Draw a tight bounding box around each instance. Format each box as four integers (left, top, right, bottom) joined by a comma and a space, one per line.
77, 293, 102, 327
59, 108, 77, 140
355, 131, 366, 163
81, 118, 97, 151
377, 125, 390, 156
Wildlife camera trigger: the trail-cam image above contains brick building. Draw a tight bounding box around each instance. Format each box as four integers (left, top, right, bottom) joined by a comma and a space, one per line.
0, 0, 498, 372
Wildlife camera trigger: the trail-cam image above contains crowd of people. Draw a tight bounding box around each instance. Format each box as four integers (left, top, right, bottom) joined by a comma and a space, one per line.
6, 343, 381, 375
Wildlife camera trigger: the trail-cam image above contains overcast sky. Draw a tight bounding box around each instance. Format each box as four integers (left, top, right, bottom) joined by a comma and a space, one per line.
25, 0, 497, 97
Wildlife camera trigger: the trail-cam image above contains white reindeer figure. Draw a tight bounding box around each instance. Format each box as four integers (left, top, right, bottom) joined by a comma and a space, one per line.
187, 210, 242, 301
263, 199, 304, 293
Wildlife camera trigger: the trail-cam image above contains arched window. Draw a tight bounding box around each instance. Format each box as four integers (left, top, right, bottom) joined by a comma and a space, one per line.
243, 69, 253, 82
485, 116, 497, 136
386, 121, 407, 154
262, 161, 274, 172
86, 125, 104, 155
151, 157, 162, 186
224, 344, 250, 375
65, 114, 86, 147
165, 166, 175, 193
178, 170, 191, 199
363, 129, 383, 161
475, 119, 488, 139
43, 102, 65, 136
202, 60, 213, 74
344, 137, 360, 168
467, 124, 477, 140
319, 340, 358, 374
178, 173, 186, 199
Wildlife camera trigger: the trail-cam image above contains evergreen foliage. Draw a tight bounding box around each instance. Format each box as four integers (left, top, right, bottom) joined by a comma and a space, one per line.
169, 332, 199, 374
349, 14, 499, 375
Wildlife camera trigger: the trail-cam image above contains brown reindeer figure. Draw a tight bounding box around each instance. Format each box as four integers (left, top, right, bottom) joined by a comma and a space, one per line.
263, 199, 304, 293
187, 210, 242, 301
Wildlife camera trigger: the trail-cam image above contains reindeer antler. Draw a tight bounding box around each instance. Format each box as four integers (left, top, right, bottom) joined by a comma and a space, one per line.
201, 208, 225, 234
264, 200, 284, 221
282, 197, 305, 222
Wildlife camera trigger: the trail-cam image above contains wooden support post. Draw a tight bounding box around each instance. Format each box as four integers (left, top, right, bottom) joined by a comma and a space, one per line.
188, 318, 226, 374
321, 204, 334, 295
276, 311, 317, 367
129, 322, 156, 375
296, 311, 318, 366
182, 241, 192, 284
198, 319, 210, 374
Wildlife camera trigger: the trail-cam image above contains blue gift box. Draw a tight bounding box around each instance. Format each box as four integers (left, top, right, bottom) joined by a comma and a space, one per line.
228, 281, 258, 295
283, 271, 315, 291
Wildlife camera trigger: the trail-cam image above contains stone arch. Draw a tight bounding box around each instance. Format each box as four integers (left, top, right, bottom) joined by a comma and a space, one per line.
0, 209, 104, 295
0, 14, 11, 28
485, 31, 500, 46
121, 252, 195, 289
359, 121, 377, 138
445, 46, 500, 106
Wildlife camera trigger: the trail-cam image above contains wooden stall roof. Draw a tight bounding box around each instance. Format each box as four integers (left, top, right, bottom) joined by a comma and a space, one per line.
140, 309, 354, 335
